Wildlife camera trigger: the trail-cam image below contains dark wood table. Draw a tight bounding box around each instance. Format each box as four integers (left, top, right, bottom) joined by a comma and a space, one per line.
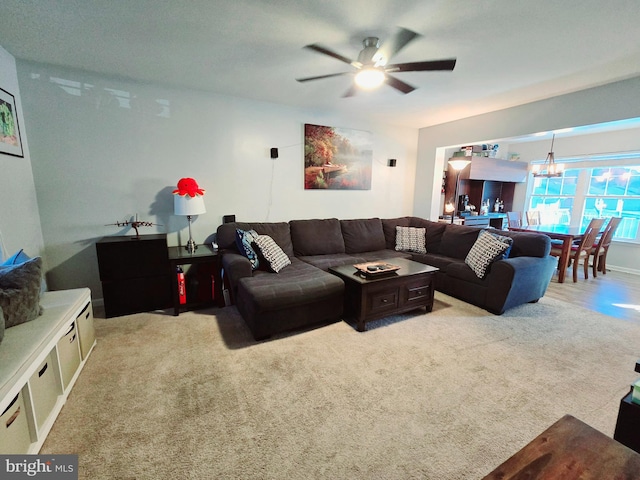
482, 414, 640, 479
168, 245, 223, 315
329, 258, 438, 332
508, 225, 586, 283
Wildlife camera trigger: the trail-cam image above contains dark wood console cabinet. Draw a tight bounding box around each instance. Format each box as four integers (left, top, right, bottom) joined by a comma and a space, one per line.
444, 157, 526, 216
96, 234, 172, 317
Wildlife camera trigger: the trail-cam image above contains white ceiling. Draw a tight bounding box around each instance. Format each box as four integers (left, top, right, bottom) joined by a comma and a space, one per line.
2, 0, 640, 129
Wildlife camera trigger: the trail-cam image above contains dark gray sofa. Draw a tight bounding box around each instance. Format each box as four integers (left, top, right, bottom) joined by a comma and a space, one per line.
216, 217, 557, 340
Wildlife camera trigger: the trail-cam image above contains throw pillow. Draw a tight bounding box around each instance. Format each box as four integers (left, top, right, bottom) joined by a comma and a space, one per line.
465, 230, 513, 279
235, 229, 260, 270
395, 226, 427, 254
252, 235, 291, 273
0, 256, 44, 328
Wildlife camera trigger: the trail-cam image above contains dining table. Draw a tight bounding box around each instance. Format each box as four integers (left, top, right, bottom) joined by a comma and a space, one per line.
507, 224, 587, 283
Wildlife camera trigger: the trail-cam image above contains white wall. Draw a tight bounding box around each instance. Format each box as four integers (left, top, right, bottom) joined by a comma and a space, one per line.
415, 76, 640, 274
16, 61, 419, 299
0, 46, 44, 262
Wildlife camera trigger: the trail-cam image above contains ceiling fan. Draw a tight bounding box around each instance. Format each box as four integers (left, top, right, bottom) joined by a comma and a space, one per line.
296, 27, 456, 97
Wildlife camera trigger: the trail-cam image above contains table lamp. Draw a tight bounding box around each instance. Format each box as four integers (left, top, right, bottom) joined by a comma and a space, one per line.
173, 177, 206, 253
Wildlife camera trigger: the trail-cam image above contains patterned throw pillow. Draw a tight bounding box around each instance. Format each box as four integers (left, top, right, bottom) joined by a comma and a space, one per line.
235, 229, 260, 270
395, 226, 427, 254
253, 235, 291, 273
465, 230, 514, 279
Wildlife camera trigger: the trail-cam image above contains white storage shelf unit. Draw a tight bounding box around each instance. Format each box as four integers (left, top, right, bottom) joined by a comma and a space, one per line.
0, 288, 95, 454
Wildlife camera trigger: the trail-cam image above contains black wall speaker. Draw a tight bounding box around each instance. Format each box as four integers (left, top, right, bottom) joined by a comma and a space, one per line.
223, 215, 236, 223
388, 159, 397, 167
270, 147, 278, 159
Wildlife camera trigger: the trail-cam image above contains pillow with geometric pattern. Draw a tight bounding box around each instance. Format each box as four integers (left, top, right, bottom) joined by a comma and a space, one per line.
395, 226, 426, 254
465, 230, 513, 279
252, 235, 291, 273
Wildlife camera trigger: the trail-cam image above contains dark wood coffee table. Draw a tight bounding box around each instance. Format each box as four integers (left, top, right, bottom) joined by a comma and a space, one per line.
329, 257, 438, 332
482, 414, 640, 479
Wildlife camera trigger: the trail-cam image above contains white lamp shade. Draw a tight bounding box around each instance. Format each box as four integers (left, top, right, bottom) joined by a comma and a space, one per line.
174, 195, 206, 216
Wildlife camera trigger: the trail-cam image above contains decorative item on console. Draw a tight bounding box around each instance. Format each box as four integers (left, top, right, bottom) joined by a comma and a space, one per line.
105, 214, 161, 239
173, 177, 206, 254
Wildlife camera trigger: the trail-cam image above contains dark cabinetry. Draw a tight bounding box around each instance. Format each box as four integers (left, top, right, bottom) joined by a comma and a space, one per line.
444, 157, 523, 216
96, 234, 172, 317
168, 245, 223, 316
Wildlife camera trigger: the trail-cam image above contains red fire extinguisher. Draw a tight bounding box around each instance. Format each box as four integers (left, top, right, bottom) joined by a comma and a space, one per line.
177, 267, 186, 305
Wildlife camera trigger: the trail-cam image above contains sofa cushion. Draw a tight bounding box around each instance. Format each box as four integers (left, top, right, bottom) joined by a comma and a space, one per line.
218, 222, 294, 258
465, 230, 513, 279
395, 226, 426, 254
290, 218, 345, 256
340, 218, 386, 253
438, 224, 482, 259
493, 230, 551, 258
298, 253, 367, 272
253, 235, 292, 273
382, 217, 446, 253
0, 256, 44, 328
235, 229, 260, 270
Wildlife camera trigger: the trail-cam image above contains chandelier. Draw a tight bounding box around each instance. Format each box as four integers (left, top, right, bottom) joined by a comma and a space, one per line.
531, 134, 564, 178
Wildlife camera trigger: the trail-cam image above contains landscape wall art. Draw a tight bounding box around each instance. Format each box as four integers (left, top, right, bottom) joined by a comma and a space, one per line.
304, 123, 372, 190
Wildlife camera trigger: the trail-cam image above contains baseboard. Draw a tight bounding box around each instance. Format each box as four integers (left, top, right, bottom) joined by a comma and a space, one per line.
607, 265, 640, 276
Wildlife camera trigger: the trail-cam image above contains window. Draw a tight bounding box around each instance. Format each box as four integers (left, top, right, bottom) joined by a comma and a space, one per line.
529, 169, 578, 225
529, 165, 640, 241
584, 167, 640, 240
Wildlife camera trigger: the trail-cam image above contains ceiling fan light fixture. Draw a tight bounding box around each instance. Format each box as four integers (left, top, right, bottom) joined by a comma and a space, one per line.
354, 68, 385, 90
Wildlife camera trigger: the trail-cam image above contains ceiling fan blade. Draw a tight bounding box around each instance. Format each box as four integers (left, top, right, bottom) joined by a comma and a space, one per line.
296, 72, 351, 83
373, 27, 420, 65
384, 74, 415, 94
304, 44, 355, 66
386, 58, 457, 72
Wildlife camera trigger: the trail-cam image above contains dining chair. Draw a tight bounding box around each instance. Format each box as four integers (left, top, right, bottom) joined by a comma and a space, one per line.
526, 210, 541, 225
550, 217, 606, 282
589, 217, 622, 277
507, 212, 522, 229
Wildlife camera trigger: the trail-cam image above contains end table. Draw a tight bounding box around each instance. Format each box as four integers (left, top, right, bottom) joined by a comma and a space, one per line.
168, 245, 223, 315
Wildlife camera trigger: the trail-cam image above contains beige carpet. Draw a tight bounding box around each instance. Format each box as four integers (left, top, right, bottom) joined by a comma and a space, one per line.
41, 293, 640, 479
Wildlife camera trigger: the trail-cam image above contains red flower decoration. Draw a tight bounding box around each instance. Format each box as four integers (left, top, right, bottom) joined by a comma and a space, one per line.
172, 177, 205, 197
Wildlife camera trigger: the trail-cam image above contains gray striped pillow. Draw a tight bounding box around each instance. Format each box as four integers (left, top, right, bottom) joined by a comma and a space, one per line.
253, 235, 291, 273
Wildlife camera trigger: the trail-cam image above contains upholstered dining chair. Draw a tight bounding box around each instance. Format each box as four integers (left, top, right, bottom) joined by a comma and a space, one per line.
550, 217, 605, 282
507, 211, 522, 229
590, 216, 622, 277
526, 210, 541, 225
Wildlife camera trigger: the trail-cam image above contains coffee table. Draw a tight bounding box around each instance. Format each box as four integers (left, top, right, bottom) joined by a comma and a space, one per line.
329, 257, 439, 332
482, 414, 640, 479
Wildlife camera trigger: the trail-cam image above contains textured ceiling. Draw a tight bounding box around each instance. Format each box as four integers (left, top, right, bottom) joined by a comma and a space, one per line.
2, 0, 640, 129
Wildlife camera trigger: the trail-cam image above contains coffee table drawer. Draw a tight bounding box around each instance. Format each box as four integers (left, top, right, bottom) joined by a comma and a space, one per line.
368, 289, 400, 315
405, 279, 432, 304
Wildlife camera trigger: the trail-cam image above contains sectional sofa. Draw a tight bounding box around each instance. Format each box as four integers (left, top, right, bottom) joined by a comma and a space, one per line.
216, 217, 556, 340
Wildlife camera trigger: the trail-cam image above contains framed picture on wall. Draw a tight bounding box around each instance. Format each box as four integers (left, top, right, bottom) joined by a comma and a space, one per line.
304, 123, 372, 190
0, 87, 24, 158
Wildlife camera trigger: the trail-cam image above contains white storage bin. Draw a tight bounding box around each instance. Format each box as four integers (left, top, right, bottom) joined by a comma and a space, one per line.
57, 321, 81, 390
0, 392, 32, 453
76, 301, 95, 359
28, 352, 61, 430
